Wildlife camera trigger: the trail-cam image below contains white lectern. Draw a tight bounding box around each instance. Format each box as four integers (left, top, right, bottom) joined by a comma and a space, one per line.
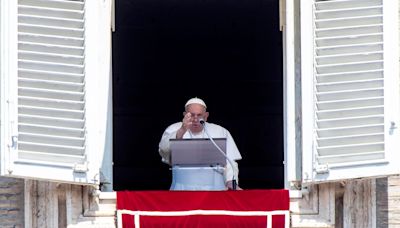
169, 138, 227, 191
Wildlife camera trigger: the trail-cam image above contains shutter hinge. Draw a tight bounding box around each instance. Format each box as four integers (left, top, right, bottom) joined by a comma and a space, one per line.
7, 136, 18, 174
315, 164, 329, 174
73, 162, 88, 173
390, 121, 397, 135
10, 136, 17, 149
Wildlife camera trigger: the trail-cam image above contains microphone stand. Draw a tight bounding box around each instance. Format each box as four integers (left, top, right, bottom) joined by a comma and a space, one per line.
201, 120, 237, 190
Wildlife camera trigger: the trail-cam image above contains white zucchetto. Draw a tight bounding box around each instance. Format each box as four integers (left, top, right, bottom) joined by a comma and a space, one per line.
185, 97, 207, 108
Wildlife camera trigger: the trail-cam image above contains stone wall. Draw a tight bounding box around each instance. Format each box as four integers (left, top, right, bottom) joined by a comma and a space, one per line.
0, 177, 116, 227
0, 177, 24, 228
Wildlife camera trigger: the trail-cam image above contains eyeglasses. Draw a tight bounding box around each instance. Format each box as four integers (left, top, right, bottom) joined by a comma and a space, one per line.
189, 113, 205, 119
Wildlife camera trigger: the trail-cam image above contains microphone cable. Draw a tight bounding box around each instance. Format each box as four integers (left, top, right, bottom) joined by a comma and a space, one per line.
200, 119, 237, 190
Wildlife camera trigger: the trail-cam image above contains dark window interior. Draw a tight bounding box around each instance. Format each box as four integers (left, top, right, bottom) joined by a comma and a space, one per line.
112, 0, 283, 190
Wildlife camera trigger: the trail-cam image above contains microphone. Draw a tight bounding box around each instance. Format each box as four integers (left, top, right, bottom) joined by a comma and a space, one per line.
199, 118, 205, 125
202, 122, 238, 190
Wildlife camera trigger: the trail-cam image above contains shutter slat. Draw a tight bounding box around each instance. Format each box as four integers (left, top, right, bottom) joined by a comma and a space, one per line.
315, 15, 382, 29
19, 87, 84, 101
315, 6, 382, 19
317, 116, 383, 129
316, 79, 382, 92
317, 124, 384, 138
317, 88, 383, 101
317, 97, 383, 110
19, 114, 84, 129
19, 33, 84, 46
316, 52, 382, 65
19, 0, 84, 11
19, 69, 83, 83
19, 106, 84, 119
316, 43, 383, 56
19, 124, 84, 138
19, 78, 84, 92
317, 142, 383, 156
318, 152, 385, 164
19, 96, 84, 110
316, 25, 382, 38
19, 51, 84, 65
19, 15, 84, 29
18, 5, 84, 20
317, 106, 383, 120
19, 133, 84, 147
316, 34, 382, 47
18, 151, 85, 164
316, 70, 382, 83
19, 42, 84, 55
317, 133, 383, 147
19, 24, 83, 38
19, 60, 83, 74
316, 61, 383, 74
315, 0, 382, 11
18, 142, 84, 156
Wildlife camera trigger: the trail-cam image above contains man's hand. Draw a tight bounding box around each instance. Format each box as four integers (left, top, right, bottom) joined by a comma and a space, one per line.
176, 112, 192, 139
226, 180, 243, 190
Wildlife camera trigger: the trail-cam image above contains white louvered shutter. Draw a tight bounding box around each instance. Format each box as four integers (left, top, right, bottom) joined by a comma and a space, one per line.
0, 0, 112, 185
301, 0, 400, 183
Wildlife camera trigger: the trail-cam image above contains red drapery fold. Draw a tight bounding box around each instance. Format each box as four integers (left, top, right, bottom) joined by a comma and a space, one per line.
117, 190, 289, 228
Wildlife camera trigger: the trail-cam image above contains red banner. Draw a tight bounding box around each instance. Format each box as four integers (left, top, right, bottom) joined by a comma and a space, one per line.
117, 190, 289, 228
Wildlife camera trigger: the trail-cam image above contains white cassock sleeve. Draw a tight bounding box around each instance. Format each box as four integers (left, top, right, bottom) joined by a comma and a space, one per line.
223, 129, 242, 183
158, 123, 181, 165
225, 160, 239, 183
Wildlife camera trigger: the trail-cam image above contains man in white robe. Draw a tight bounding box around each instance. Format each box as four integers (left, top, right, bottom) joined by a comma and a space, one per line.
159, 97, 242, 190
